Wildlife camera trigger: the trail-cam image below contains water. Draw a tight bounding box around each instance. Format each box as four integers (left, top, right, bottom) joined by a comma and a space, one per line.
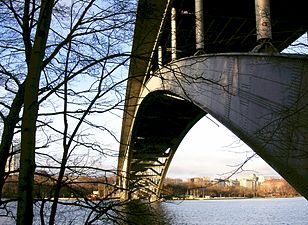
119, 197, 308, 225
1, 197, 307, 224
160, 198, 308, 225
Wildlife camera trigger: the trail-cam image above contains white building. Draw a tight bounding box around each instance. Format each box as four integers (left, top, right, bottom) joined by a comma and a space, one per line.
240, 174, 259, 189
5, 146, 20, 173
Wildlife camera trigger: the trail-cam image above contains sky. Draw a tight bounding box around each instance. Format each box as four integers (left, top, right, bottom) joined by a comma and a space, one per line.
166, 115, 280, 180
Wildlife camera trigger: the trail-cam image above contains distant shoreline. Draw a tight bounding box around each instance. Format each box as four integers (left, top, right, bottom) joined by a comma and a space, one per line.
165, 196, 302, 201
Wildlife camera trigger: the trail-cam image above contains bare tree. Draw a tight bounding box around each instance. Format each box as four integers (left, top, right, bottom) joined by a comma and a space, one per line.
0, 0, 137, 224
17, 1, 54, 224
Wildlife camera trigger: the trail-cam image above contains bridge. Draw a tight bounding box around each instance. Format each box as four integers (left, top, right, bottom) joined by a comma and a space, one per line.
117, 0, 308, 200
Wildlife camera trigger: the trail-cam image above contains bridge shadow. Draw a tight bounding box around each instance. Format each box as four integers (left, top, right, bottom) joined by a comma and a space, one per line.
118, 200, 171, 225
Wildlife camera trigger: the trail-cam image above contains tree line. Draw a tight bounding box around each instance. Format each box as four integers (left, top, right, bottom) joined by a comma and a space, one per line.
2, 173, 117, 199
162, 178, 300, 199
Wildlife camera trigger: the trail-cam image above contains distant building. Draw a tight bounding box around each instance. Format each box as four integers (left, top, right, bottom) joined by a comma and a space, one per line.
261, 179, 286, 190
227, 179, 240, 187
213, 178, 228, 187
258, 175, 281, 183
5, 145, 20, 173
188, 177, 210, 186
165, 178, 184, 185
239, 174, 259, 190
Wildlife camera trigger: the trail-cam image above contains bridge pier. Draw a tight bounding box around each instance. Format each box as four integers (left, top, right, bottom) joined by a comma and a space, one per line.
253, 0, 278, 53
195, 0, 204, 53
171, 7, 177, 60
255, 0, 272, 41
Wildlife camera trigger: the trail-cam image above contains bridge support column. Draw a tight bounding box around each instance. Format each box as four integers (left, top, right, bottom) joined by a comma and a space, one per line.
117, 153, 131, 200
253, 0, 277, 52
171, 7, 177, 60
255, 0, 272, 41
158, 46, 163, 68
195, 0, 204, 53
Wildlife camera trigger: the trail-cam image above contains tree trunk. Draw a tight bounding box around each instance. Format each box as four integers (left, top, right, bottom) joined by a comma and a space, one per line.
16, 1, 54, 224
0, 85, 24, 199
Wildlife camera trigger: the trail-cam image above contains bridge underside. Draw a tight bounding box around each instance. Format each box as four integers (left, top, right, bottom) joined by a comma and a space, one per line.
168, 0, 307, 53
127, 92, 204, 198
141, 0, 308, 74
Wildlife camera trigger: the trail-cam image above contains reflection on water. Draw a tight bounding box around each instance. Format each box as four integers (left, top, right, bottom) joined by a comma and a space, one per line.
0, 199, 172, 225
119, 200, 171, 225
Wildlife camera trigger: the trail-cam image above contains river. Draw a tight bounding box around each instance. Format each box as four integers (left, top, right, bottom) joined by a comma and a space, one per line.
1, 197, 307, 224
123, 197, 308, 225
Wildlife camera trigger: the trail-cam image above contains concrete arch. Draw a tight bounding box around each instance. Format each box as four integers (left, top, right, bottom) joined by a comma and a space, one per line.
119, 53, 308, 199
